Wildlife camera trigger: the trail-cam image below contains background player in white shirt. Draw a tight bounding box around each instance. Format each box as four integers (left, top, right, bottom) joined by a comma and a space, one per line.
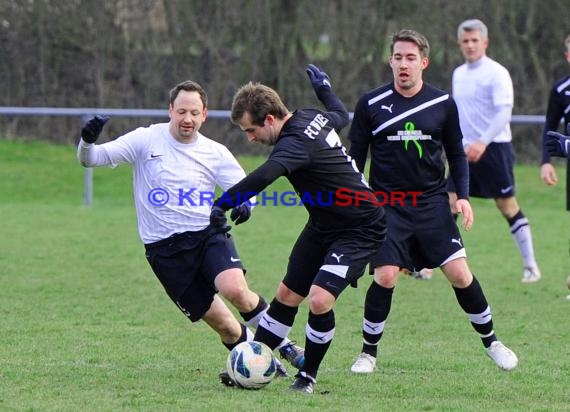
77, 80, 303, 379
447, 19, 541, 283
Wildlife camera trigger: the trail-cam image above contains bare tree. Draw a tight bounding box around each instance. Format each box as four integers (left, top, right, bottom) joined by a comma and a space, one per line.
0, 0, 567, 160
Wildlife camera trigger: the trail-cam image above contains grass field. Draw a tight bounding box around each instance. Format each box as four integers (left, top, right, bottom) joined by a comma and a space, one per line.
1, 139, 569, 411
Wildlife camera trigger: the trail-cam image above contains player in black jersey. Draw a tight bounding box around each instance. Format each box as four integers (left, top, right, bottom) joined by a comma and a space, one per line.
348, 29, 518, 374
210, 64, 386, 394
545, 124, 570, 300
541, 34, 570, 211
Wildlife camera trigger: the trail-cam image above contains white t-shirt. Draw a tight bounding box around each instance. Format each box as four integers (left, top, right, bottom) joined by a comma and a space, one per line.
452, 55, 514, 145
78, 123, 247, 243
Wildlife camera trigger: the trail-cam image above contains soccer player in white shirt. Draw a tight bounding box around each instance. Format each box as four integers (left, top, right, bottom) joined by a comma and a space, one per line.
77, 80, 303, 379
447, 19, 541, 283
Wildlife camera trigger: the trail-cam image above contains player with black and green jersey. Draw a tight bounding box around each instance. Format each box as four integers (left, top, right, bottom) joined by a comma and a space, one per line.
348, 29, 518, 375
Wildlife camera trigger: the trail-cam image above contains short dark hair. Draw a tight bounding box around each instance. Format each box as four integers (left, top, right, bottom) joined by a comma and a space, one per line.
169, 80, 208, 108
230, 82, 289, 126
390, 29, 431, 59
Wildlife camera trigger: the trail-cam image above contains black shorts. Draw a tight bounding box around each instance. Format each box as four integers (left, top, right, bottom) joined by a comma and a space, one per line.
283, 214, 386, 299
372, 202, 466, 272
144, 228, 244, 322
447, 142, 515, 199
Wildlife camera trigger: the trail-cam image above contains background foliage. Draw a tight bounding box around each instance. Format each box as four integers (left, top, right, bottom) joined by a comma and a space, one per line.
1, 0, 569, 161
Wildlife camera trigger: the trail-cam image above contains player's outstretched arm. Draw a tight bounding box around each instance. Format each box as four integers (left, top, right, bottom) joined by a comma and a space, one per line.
306, 63, 331, 89
81, 115, 110, 144
77, 115, 111, 167
212, 161, 287, 227
305, 64, 349, 131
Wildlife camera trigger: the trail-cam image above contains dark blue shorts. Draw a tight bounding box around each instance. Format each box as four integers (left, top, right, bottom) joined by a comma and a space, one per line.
144, 228, 244, 322
372, 202, 466, 272
283, 215, 386, 298
447, 142, 515, 199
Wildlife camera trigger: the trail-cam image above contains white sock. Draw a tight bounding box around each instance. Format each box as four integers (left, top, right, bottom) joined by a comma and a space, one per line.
510, 216, 537, 268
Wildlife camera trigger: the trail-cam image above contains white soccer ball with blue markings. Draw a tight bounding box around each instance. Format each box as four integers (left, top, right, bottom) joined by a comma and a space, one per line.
226, 341, 276, 389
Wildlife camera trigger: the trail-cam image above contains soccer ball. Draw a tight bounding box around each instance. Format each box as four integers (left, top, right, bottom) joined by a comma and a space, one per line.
226, 341, 277, 389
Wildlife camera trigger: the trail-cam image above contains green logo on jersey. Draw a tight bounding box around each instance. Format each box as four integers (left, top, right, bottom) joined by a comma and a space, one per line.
403, 121, 423, 159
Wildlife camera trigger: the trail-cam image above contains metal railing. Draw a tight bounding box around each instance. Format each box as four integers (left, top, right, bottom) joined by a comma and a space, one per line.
0, 106, 547, 206
0, 107, 233, 206
0, 105, 545, 123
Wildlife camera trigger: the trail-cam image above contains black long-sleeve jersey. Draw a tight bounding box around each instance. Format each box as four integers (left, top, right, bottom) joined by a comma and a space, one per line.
348, 82, 469, 203
541, 75, 570, 165
216, 87, 384, 234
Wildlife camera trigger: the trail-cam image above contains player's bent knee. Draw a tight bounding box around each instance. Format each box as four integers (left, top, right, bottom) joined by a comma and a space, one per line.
216, 269, 251, 303
275, 282, 304, 307
307, 287, 335, 314
441, 262, 473, 288
374, 267, 399, 287
219, 284, 248, 303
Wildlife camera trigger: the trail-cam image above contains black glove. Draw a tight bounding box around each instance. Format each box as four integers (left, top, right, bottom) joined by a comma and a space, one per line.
306, 64, 331, 90
210, 205, 231, 233
81, 115, 110, 144
230, 203, 251, 225
546, 130, 570, 158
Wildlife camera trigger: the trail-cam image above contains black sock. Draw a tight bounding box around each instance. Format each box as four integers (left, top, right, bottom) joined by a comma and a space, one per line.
362, 282, 393, 357
253, 298, 298, 350
239, 294, 268, 328
453, 276, 497, 348
301, 310, 335, 380
222, 323, 248, 351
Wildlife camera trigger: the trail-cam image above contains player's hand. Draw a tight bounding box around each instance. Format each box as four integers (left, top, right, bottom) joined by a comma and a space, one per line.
465, 141, 486, 162
210, 205, 231, 233
81, 115, 110, 144
230, 203, 251, 225
306, 64, 331, 90
546, 130, 570, 158
540, 163, 558, 186
455, 198, 474, 231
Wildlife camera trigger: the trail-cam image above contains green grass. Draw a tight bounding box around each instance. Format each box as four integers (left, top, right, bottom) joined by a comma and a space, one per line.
1, 140, 569, 411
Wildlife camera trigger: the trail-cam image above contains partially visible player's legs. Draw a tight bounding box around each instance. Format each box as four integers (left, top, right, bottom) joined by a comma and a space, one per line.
216, 270, 303, 374
441, 257, 518, 371
495, 197, 541, 283
290, 283, 341, 394
256, 225, 328, 374
351, 265, 399, 374
215, 268, 269, 328
253, 282, 303, 350
299, 285, 336, 377
197, 294, 255, 388
207, 226, 305, 368
200, 294, 251, 347
205, 233, 271, 327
